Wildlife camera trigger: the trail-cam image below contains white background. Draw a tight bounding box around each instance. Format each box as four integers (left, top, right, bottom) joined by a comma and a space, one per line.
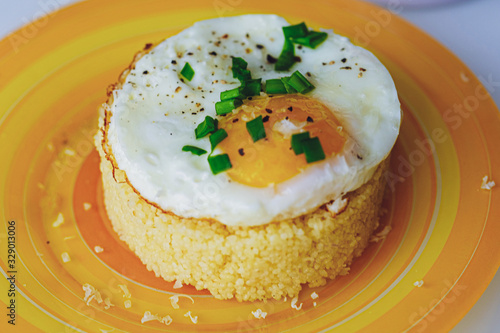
1, 0, 499, 331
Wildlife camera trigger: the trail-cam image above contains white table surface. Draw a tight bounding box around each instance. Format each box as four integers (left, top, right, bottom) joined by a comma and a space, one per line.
1, 0, 499, 332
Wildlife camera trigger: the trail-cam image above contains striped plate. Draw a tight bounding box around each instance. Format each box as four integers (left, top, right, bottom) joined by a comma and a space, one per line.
1, 0, 499, 332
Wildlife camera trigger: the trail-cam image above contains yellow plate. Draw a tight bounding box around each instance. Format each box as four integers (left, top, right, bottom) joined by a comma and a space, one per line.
1, 0, 499, 332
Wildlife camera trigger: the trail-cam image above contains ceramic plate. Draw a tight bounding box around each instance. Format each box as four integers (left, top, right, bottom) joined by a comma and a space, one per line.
1, 0, 499, 332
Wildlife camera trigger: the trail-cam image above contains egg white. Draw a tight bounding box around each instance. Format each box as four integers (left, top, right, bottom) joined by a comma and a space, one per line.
106, 14, 401, 226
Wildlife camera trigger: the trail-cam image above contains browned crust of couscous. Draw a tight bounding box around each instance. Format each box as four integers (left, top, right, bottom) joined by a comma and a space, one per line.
95, 42, 390, 302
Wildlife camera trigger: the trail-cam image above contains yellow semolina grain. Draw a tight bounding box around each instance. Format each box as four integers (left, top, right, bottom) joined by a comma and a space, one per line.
95, 123, 388, 301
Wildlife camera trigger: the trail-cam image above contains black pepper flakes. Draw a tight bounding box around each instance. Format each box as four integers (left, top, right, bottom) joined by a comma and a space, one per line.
360, 68, 367, 72
256, 44, 264, 49
340, 66, 352, 70
232, 118, 239, 123
238, 148, 245, 156
288, 106, 293, 111
265, 108, 273, 114
262, 115, 270, 123
187, 52, 194, 55
143, 70, 149, 75
144, 43, 153, 50
341, 58, 347, 63
357, 154, 363, 160
294, 56, 302, 63
209, 51, 217, 56
266, 54, 277, 64
307, 116, 314, 123
306, 72, 311, 77
171, 60, 177, 65
222, 34, 229, 39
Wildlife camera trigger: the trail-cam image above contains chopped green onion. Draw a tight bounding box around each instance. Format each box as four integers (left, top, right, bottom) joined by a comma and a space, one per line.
209, 128, 228, 151
215, 98, 243, 115
283, 22, 309, 39
292, 31, 328, 49
232, 57, 252, 83
288, 70, 315, 94
240, 78, 262, 97
220, 87, 246, 101
280, 76, 298, 94
180, 62, 195, 81
302, 136, 325, 163
232, 57, 248, 70
246, 115, 266, 142
208, 154, 232, 174
291, 132, 311, 155
275, 38, 296, 71
182, 145, 207, 156
195, 116, 218, 139
265, 79, 287, 94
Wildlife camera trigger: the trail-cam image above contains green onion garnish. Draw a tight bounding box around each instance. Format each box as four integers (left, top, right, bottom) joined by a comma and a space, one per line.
292, 31, 328, 49
182, 145, 207, 156
265, 79, 287, 94
240, 78, 262, 97
302, 137, 325, 163
215, 98, 243, 115
180, 62, 195, 81
291, 132, 311, 155
288, 70, 315, 94
283, 22, 309, 39
208, 154, 232, 174
209, 128, 228, 151
275, 38, 296, 71
274, 22, 328, 71
246, 115, 266, 142
280, 76, 298, 94
220, 87, 246, 101
232, 57, 252, 83
195, 116, 218, 139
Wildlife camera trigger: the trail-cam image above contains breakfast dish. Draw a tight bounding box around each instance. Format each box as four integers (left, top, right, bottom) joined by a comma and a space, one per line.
95, 14, 401, 301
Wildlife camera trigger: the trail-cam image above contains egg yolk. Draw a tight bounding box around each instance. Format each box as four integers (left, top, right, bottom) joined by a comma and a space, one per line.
217, 94, 346, 187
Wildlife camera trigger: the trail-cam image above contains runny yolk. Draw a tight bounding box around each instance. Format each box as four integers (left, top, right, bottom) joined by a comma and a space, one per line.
217, 94, 346, 188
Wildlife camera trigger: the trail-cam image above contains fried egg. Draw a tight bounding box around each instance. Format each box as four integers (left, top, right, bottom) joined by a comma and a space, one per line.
106, 14, 401, 226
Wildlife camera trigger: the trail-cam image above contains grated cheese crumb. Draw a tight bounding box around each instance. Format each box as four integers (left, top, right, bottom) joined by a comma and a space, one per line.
251, 308, 267, 319
141, 311, 173, 325
313, 302, 317, 307
370, 225, 392, 242
46, 142, 55, 152
413, 280, 424, 288
52, 213, 65, 228
481, 176, 495, 190
460, 71, 470, 83
118, 284, 131, 298
83, 283, 103, 305
94, 246, 104, 253
184, 311, 198, 324
64, 235, 75, 241
61, 252, 71, 263
173, 280, 183, 289
310, 292, 319, 300
103, 297, 114, 310
124, 300, 132, 308
64, 148, 76, 156
99, 329, 115, 333
291, 296, 303, 310
169, 294, 194, 309
283, 296, 287, 302
83, 203, 92, 211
